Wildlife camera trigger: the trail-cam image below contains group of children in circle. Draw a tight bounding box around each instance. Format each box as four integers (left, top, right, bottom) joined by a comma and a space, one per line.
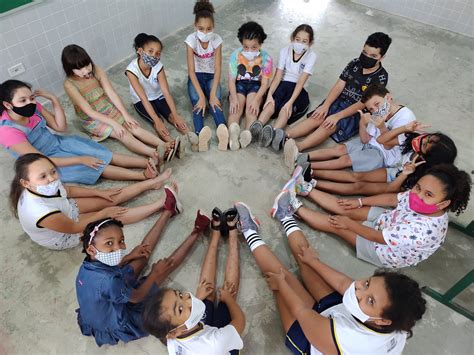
0, 0, 472, 354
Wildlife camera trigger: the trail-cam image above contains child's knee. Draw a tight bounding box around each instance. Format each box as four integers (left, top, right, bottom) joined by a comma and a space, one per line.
335, 144, 348, 155
338, 154, 352, 166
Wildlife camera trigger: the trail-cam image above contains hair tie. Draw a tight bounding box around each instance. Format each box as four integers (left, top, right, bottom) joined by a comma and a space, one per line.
88, 219, 113, 245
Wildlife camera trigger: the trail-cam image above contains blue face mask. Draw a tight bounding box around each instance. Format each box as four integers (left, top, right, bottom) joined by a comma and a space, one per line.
35, 179, 61, 196
141, 52, 160, 67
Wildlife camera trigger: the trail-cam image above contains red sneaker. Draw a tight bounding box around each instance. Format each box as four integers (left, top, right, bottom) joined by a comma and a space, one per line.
164, 185, 183, 216
194, 210, 210, 233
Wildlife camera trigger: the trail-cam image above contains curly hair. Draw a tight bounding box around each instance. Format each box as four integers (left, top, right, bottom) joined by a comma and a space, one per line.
237, 21, 267, 44
142, 287, 174, 345
193, 0, 214, 24
374, 270, 426, 338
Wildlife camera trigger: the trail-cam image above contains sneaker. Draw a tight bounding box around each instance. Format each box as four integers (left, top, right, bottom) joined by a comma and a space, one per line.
228, 122, 241, 151
282, 165, 303, 195
272, 128, 286, 151
283, 138, 299, 173
234, 202, 260, 233
239, 129, 252, 149
164, 185, 183, 216
216, 124, 229, 151
176, 134, 187, 159
289, 192, 303, 212
198, 126, 212, 152
271, 190, 298, 220
296, 152, 309, 167
296, 181, 314, 196
249, 120, 263, 142
194, 210, 211, 233
261, 125, 274, 147
187, 131, 199, 152
300, 162, 313, 182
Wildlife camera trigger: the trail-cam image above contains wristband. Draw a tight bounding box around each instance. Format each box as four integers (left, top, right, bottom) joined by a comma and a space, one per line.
358, 198, 363, 208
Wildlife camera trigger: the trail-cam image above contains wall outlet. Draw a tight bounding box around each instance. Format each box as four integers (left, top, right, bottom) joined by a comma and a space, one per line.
8, 63, 26, 77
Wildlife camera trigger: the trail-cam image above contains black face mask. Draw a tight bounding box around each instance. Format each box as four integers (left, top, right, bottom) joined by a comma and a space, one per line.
11, 103, 37, 117
359, 52, 378, 69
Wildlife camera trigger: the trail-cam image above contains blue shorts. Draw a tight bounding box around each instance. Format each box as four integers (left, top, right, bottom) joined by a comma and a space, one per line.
272, 81, 309, 125
236, 80, 261, 96
285, 292, 342, 355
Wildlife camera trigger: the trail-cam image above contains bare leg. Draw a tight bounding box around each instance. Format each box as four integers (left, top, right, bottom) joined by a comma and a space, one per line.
273, 109, 290, 129
286, 116, 323, 139
128, 124, 166, 147
314, 168, 387, 183
227, 94, 246, 127
316, 180, 395, 196
310, 155, 352, 170
199, 228, 221, 302
243, 92, 261, 129
224, 229, 240, 297
306, 188, 370, 220
307, 144, 347, 161
109, 130, 157, 158
296, 126, 336, 151
257, 102, 275, 125
111, 153, 148, 168
164, 230, 201, 276
102, 165, 148, 181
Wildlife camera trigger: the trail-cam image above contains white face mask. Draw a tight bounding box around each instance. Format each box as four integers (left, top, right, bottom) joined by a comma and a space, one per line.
292, 42, 308, 55
34, 179, 61, 196
342, 282, 382, 322
196, 31, 213, 42
94, 247, 126, 267
241, 50, 260, 61
171, 292, 206, 332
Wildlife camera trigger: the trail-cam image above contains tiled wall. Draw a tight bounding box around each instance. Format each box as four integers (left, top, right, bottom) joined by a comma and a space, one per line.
352, 0, 473, 37
0, 0, 230, 96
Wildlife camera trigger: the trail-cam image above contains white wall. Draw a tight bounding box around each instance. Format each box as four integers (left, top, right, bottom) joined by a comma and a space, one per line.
0, 0, 230, 96
352, 0, 473, 37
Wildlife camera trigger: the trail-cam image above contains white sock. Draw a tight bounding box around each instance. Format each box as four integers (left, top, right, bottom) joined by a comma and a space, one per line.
281, 216, 301, 237
243, 229, 265, 252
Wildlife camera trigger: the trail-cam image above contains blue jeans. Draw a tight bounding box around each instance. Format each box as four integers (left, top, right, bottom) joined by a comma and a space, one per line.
187, 72, 226, 133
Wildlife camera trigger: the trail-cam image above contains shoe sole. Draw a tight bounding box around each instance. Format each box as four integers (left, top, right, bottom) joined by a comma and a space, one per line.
235, 201, 260, 230
167, 137, 180, 162
261, 126, 273, 147
164, 185, 183, 214
272, 129, 285, 151
177, 134, 188, 159
249, 121, 263, 142
282, 165, 303, 192
216, 124, 229, 151
284, 139, 298, 174
270, 190, 288, 218
239, 130, 252, 149
229, 123, 240, 151
198, 126, 212, 152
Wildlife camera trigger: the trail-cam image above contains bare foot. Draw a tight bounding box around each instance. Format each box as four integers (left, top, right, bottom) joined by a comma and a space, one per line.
151, 168, 172, 189
143, 159, 158, 179
168, 180, 178, 193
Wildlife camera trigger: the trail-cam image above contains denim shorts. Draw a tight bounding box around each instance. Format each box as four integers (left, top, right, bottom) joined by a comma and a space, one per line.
285, 291, 342, 355
236, 80, 261, 96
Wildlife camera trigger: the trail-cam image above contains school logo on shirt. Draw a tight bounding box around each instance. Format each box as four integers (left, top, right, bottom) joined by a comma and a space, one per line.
362, 85, 367, 91
299, 63, 306, 72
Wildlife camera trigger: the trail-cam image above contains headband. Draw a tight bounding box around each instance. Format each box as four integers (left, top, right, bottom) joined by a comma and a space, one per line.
88, 219, 113, 245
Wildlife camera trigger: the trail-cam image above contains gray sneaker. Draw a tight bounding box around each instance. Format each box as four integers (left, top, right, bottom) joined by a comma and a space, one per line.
271, 190, 299, 220
261, 125, 274, 147
235, 202, 260, 232
296, 152, 309, 167
249, 121, 263, 142
272, 128, 286, 151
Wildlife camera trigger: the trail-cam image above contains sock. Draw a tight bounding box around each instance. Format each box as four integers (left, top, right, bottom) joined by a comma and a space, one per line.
243, 229, 265, 252
281, 216, 301, 237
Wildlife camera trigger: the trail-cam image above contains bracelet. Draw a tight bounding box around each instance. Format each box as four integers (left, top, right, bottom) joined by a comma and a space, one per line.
358, 198, 363, 208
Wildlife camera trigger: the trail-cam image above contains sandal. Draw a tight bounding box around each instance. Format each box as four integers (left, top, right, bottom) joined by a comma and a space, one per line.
143, 159, 158, 179
223, 207, 238, 230
211, 207, 223, 231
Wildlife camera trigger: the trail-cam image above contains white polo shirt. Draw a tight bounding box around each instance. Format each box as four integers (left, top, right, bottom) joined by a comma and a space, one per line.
277, 45, 317, 84
126, 57, 164, 104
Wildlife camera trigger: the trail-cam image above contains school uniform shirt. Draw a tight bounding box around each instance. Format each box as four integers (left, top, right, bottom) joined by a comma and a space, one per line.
76, 260, 148, 346
229, 48, 273, 81
185, 32, 223, 74
167, 323, 243, 355
339, 58, 389, 103
278, 46, 317, 84
366, 106, 416, 167
311, 303, 407, 354
126, 57, 164, 104
373, 191, 449, 268
17, 184, 79, 249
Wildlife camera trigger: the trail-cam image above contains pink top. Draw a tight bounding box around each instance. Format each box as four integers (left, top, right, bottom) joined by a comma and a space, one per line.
0, 103, 43, 148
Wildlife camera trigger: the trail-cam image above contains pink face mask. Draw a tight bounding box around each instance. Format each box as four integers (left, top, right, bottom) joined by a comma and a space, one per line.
408, 191, 439, 214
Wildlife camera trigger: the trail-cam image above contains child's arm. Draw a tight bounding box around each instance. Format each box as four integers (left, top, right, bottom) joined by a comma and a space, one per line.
358, 110, 372, 144
280, 72, 311, 120
297, 246, 353, 294
95, 66, 139, 128
186, 45, 207, 115
329, 216, 386, 244
209, 45, 223, 113
64, 80, 126, 137
377, 121, 429, 149
129, 258, 175, 303
157, 69, 188, 131
219, 283, 245, 335
309, 79, 345, 120
34, 90, 67, 132
264, 68, 284, 107
266, 269, 338, 354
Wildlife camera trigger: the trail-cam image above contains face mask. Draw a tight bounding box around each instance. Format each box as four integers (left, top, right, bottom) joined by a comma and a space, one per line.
141, 52, 160, 68
408, 191, 440, 214
11, 102, 37, 117
171, 292, 206, 332
196, 31, 212, 42
241, 50, 260, 61
292, 42, 308, 55
411, 134, 428, 153
343, 282, 382, 322
35, 179, 61, 196
359, 52, 378, 69
94, 247, 126, 266
372, 99, 390, 118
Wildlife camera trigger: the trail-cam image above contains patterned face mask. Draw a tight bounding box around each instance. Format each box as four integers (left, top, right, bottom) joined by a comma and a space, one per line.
94, 247, 126, 266
141, 52, 160, 67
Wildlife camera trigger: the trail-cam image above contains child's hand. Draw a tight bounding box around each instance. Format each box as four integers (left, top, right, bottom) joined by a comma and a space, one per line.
124, 114, 140, 129
171, 114, 188, 132
265, 268, 286, 291
80, 156, 105, 170
321, 114, 339, 129
112, 122, 127, 139
34, 89, 55, 101
219, 281, 237, 303
310, 104, 329, 121
120, 243, 151, 265
248, 97, 260, 116
153, 120, 170, 138
95, 188, 122, 202
298, 245, 319, 265
402, 153, 425, 176
101, 206, 128, 219
281, 102, 293, 120
151, 257, 175, 283
372, 114, 386, 129
263, 95, 274, 109
328, 215, 351, 229
337, 198, 360, 210
193, 96, 207, 116
196, 279, 215, 300
229, 95, 240, 114
404, 120, 431, 133
358, 110, 371, 126
209, 95, 222, 113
